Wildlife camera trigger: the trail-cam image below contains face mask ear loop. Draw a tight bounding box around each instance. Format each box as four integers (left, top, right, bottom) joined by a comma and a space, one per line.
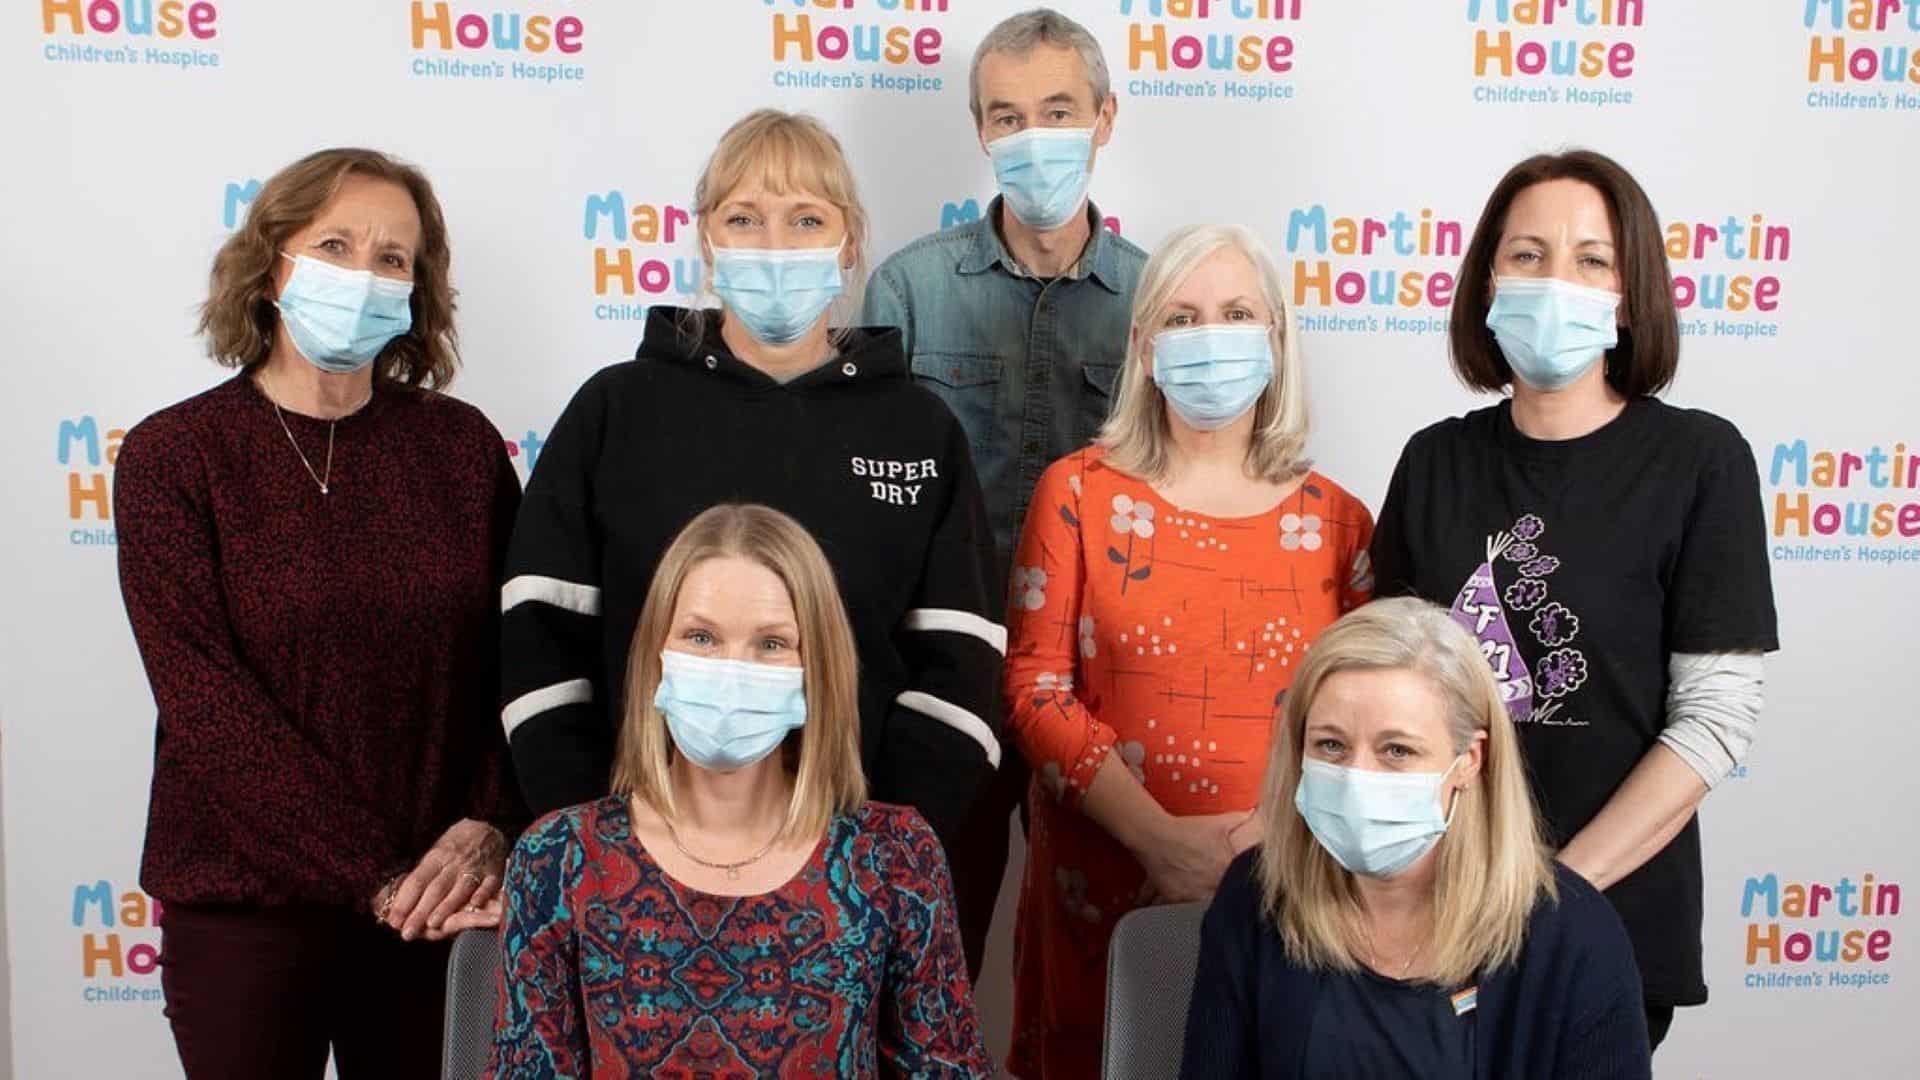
273, 251, 299, 305
1439, 754, 1466, 829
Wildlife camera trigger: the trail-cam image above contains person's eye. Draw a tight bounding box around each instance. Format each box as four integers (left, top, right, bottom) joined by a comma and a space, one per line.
383, 253, 409, 269
1049, 109, 1072, 121
760, 637, 788, 653
1384, 743, 1414, 761
1315, 738, 1344, 755
1226, 308, 1254, 321
1580, 254, 1611, 270
1510, 250, 1540, 265
685, 629, 714, 647
1164, 312, 1193, 327
317, 237, 346, 253
726, 214, 755, 228
796, 215, 824, 230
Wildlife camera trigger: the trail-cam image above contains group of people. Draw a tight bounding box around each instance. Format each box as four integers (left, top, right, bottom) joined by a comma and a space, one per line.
113, 7, 1777, 1079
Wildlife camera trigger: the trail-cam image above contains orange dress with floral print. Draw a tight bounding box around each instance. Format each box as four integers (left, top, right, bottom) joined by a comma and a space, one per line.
1002, 447, 1374, 1080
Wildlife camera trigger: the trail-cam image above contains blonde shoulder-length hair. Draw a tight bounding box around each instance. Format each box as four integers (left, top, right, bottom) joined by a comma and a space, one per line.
1255, 597, 1557, 986
611, 504, 866, 842
1097, 224, 1309, 484
686, 109, 870, 341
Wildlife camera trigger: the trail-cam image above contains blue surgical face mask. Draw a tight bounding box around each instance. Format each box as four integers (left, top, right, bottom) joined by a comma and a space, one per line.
987, 126, 1094, 231
1294, 756, 1463, 879
1151, 324, 1275, 431
274, 253, 414, 374
1484, 276, 1621, 392
654, 650, 806, 773
710, 242, 844, 346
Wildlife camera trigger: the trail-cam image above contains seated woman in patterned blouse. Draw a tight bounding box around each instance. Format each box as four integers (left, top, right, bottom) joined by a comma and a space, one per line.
489, 504, 991, 1078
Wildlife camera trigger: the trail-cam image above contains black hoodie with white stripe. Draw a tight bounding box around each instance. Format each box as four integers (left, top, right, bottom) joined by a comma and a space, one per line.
500, 307, 1002, 847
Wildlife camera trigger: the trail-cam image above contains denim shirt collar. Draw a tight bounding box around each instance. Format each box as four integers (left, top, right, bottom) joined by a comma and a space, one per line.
957, 197, 1125, 294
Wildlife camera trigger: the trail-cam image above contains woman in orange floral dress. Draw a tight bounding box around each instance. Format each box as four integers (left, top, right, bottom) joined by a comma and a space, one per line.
1003, 225, 1374, 1080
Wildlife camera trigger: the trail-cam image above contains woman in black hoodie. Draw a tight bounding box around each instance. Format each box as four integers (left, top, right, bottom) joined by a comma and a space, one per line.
500, 109, 1003, 856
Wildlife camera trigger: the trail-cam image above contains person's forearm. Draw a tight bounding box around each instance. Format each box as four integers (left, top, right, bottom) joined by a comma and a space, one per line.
1559, 743, 1707, 892
1080, 752, 1172, 858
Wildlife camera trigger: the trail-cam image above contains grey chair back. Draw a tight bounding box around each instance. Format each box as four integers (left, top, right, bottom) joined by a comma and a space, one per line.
1102, 902, 1208, 1080
442, 928, 502, 1080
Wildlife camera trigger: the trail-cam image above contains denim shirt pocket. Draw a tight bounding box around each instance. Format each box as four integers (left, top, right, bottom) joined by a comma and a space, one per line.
1075, 361, 1122, 445
911, 351, 1004, 462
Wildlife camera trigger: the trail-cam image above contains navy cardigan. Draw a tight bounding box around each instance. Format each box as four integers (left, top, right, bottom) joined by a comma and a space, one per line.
1180, 853, 1651, 1079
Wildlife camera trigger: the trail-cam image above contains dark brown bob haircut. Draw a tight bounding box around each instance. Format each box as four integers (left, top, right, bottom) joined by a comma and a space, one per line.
198, 148, 458, 389
1448, 149, 1678, 398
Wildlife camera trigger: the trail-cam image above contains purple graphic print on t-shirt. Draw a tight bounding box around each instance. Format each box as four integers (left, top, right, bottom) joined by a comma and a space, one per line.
1449, 513, 1590, 727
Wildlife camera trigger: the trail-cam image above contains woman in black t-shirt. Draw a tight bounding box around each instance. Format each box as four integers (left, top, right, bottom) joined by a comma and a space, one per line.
1370, 150, 1779, 1051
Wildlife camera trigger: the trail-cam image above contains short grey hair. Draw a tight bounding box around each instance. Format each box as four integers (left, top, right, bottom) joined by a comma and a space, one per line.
968, 8, 1112, 127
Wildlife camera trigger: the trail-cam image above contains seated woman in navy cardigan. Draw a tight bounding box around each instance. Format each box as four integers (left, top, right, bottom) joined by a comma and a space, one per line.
1180, 598, 1650, 1079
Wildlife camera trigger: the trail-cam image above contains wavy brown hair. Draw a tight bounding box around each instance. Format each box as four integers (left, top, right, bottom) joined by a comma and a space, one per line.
199, 147, 458, 389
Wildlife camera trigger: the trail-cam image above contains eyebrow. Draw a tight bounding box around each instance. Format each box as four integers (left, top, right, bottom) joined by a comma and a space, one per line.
721, 199, 828, 215
1505, 233, 1614, 248
310, 223, 415, 247
1373, 728, 1430, 744
676, 612, 798, 634
985, 92, 1081, 113
1168, 294, 1260, 310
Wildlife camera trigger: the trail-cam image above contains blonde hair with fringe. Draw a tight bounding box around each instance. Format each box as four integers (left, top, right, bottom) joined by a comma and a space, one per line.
690, 109, 869, 340
1097, 224, 1310, 484
1255, 598, 1557, 986
611, 505, 866, 843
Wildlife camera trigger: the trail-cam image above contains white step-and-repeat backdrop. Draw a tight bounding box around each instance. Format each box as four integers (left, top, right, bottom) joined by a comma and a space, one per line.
3, 1, 1915, 1076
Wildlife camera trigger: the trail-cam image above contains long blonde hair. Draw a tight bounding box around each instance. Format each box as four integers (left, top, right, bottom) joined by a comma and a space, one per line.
1255, 598, 1556, 986
611, 504, 866, 842
689, 109, 869, 337
1098, 224, 1310, 484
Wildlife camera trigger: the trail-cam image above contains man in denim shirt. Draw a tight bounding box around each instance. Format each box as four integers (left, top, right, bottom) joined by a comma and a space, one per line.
862, 7, 1146, 977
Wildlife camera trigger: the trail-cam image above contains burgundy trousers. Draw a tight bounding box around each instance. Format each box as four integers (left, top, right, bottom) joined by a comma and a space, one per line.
159, 902, 451, 1079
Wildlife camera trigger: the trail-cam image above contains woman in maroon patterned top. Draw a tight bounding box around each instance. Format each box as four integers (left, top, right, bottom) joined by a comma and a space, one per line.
490, 504, 991, 1077
114, 148, 525, 1078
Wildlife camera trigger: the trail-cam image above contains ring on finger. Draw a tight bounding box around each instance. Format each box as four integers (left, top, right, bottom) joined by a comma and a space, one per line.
459, 870, 483, 884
